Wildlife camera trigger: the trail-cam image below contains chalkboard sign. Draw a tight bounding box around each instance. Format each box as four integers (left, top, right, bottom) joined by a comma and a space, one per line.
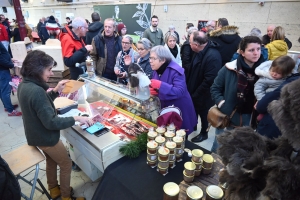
198, 20, 208, 31
94, 4, 151, 38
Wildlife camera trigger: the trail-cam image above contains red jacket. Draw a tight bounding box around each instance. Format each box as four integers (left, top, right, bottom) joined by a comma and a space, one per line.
0, 23, 9, 41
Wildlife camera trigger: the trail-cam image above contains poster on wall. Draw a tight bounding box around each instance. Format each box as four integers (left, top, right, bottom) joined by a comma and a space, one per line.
93, 3, 151, 38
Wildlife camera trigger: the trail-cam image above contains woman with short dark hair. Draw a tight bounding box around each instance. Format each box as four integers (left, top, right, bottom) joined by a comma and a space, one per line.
149, 46, 197, 134
210, 36, 265, 153
18, 50, 93, 200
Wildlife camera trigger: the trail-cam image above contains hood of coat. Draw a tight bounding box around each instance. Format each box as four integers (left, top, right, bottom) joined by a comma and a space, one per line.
209, 25, 240, 44
255, 60, 273, 79
267, 40, 288, 52
88, 21, 103, 32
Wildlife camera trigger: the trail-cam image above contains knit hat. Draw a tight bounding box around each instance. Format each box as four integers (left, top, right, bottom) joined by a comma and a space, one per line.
46, 15, 59, 31
117, 23, 126, 35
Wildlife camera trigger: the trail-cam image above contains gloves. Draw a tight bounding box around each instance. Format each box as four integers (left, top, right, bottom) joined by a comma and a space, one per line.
150, 79, 162, 90
150, 87, 158, 96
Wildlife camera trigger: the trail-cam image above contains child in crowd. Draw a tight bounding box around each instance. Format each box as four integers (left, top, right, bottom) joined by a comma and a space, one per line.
254, 55, 295, 120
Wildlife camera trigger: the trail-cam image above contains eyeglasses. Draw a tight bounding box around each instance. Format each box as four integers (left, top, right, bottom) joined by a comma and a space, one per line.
149, 57, 159, 61
122, 42, 131, 45
137, 48, 145, 51
81, 26, 88, 30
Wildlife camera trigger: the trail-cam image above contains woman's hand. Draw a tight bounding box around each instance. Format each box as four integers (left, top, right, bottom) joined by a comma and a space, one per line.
124, 55, 132, 66
53, 80, 69, 93
74, 116, 94, 126
150, 87, 158, 96
150, 79, 162, 90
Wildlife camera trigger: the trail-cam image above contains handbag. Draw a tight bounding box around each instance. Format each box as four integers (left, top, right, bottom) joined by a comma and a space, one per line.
207, 106, 236, 129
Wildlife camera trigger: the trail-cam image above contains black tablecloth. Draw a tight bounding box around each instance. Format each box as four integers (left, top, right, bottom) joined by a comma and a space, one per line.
92, 141, 210, 200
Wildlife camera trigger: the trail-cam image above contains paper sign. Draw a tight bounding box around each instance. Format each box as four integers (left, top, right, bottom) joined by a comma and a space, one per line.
62, 80, 85, 94
54, 97, 76, 109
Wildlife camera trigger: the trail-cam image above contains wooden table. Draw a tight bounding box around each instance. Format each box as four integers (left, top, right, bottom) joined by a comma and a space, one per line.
178, 153, 224, 200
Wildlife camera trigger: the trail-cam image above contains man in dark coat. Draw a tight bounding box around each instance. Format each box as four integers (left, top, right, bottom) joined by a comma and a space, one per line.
208, 18, 241, 66
186, 31, 222, 143
262, 24, 292, 49
85, 12, 104, 45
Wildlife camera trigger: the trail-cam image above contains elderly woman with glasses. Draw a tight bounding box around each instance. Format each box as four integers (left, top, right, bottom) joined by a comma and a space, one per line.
114, 35, 139, 84
149, 46, 197, 134
164, 32, 182, 67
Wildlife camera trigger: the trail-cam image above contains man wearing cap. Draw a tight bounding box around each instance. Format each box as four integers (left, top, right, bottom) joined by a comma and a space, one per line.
40, 15, 60, 44
90, 18, 122, 81
60, 17, 93, 80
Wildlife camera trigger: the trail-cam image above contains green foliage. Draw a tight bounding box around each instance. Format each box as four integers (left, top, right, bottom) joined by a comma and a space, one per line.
119, 133, 147, 158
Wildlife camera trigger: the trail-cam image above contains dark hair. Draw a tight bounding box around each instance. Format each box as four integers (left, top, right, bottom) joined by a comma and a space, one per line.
91, 12, 100, 22
21, 50, 56, 83
186, 23, 194, 29
151, 15, 158, 20
239, 36, 262, 52
218, 18, 229, 27
192, 31, 208, 45
270, 56, 295, 78
85, 19, 90, 25
66, 17, 70, 20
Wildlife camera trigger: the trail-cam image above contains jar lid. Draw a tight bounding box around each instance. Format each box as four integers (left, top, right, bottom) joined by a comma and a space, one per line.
147, 131, 158, 137
163, 182, 179, 196
186, 185, 203, 199
165, 131, 175, 137
156, 127, 166, 133
173, 136, 183, 143
158, 147, 170, 155
147, 141, 158, 148
192, 149, 204, 158
203, 154, 214, 163
206, 185, 224, 199
166, 141, 176, 149
155, 136, 166, 143
184, 162, 196, 170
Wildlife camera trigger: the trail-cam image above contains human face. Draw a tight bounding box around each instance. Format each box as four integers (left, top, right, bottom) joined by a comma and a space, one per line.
269, 68, 283, 80
151, 18, 158, 28
149, 52, 165, 71
121, 38, 131, 51
167, 36, 176, 49
0, 15, 5, 22
267, 26, 275, 38
104, 20, 115, 37
42, 65, 54, 82
137, 43, 149, 58
241, 43, 261, 67
121, 27, 127, 36
79, 22, 88, 37
207, 22, 216, 31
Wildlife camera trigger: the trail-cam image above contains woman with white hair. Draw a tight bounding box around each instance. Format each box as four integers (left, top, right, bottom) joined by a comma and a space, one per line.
164, 32, 182, 66
149, 45, 197, 134
114, 35, 139, 84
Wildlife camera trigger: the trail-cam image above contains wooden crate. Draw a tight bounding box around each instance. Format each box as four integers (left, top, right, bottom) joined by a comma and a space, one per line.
47, 69, 70, 88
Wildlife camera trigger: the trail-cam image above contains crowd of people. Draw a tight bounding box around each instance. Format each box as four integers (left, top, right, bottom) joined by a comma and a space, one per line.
0, 11, 299, 199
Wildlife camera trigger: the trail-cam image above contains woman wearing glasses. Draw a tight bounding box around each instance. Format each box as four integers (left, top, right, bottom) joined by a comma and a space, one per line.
149, 45, 197, 135
114, 35, 139, 84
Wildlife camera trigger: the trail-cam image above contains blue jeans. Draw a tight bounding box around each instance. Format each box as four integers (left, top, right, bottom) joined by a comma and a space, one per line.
211, 114, 251, 153
0, 70, 13, 112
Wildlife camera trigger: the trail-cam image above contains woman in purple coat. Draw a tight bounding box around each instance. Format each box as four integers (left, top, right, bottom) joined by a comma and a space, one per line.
149, 45, 197, 134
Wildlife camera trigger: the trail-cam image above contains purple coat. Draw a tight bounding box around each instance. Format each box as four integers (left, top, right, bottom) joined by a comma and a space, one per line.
153, 61, 197, 134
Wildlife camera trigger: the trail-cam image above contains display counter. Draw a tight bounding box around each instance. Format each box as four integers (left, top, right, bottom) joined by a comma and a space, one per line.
61, 76, 161, 181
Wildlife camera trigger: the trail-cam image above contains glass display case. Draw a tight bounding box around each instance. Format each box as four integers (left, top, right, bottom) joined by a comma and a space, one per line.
77, 76, 161, 140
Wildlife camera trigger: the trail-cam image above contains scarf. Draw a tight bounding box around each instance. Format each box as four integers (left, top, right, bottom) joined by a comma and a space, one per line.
156, 60, 170, 76
236, 54, 265, 113
169, 45, 178, 58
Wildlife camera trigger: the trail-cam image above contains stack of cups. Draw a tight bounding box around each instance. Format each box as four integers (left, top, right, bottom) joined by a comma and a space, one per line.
166, 141, 176, 168
173, 136, 184, 162
158, 147, 170, 175
163, 182, 180, 200
164, 131, 175, 141
191, 149, 204, 176
186, 185, 203, 200
147, 129, 158, 141
202, 154, 214, 174
155, 135, 166, 146
176, 129, 186, 148
147, 141, 158, 168
205, 185, 224, 200
183, 161, 196, 183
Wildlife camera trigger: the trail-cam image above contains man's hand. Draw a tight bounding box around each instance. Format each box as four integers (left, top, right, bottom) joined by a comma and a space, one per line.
85, 45, 93, 52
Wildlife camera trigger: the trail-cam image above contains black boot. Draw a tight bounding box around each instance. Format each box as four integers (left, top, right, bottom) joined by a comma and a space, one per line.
191, 132, 208, 143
